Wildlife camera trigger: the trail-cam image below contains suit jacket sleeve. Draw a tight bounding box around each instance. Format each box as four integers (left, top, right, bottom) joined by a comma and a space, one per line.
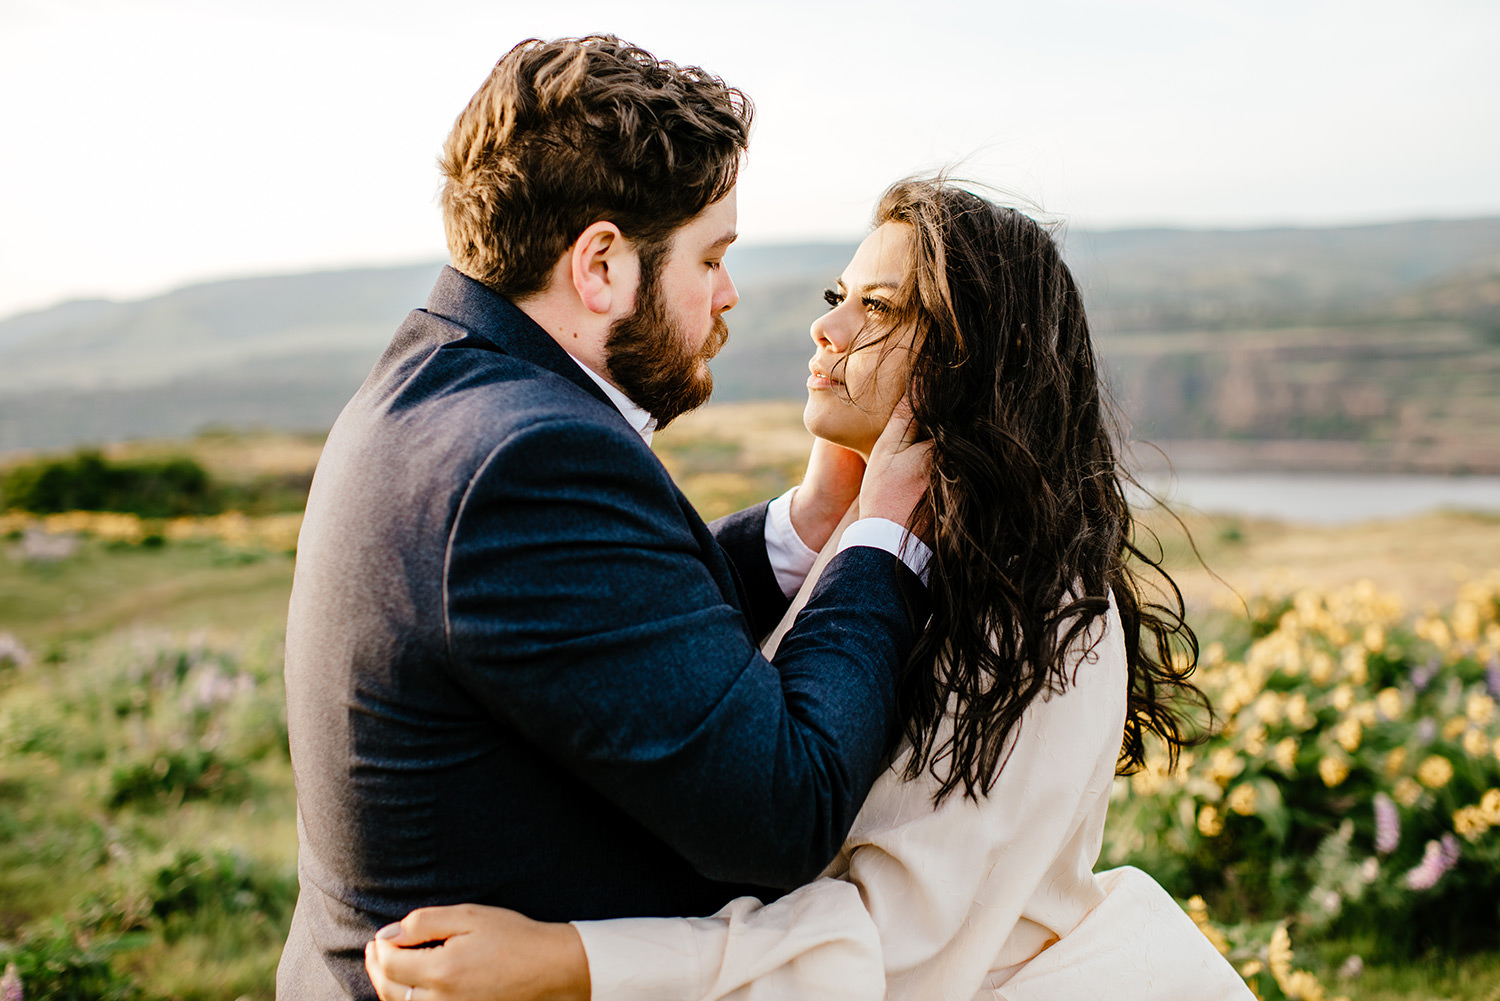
708, 503, 792, 644
442, 415, 927, 888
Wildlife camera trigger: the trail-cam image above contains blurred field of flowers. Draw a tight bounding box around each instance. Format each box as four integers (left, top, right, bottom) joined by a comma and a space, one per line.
2, 417, 1498, 999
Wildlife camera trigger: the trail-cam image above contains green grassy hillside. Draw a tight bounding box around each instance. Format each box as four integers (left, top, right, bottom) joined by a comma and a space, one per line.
1, 420, 1498, 998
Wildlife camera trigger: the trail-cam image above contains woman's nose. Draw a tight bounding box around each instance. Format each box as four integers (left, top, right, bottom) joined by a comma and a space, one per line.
811, 310, 850, 353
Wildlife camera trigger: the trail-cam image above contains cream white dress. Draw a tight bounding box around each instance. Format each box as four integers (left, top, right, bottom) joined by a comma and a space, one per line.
572, 534, 1252, 1001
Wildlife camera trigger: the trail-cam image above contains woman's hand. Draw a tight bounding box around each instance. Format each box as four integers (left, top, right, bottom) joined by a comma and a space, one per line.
365, 904, 590, 1001
790, 437, 866, 552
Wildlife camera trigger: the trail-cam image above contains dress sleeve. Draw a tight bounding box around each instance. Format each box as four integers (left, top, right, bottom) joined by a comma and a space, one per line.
572, 879, 883, 1001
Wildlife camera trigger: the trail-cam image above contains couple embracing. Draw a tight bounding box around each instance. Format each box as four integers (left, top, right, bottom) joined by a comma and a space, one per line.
279, 35, 1251, 1001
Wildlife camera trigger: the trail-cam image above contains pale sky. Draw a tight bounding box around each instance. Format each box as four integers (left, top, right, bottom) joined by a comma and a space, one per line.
2, 0, 1497, 320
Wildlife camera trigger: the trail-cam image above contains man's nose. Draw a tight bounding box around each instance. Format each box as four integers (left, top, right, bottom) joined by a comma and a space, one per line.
717, 269, 739, 313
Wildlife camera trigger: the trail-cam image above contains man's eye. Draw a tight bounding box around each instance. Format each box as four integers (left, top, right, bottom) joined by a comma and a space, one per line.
707, 260, 722, 270
822, 288, 843, 309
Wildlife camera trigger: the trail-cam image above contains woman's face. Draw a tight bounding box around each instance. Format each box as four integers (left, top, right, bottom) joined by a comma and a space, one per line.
804, 222, 918, 458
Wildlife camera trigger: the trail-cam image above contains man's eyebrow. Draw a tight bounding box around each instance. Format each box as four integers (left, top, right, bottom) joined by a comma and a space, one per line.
708, 231, 738, 250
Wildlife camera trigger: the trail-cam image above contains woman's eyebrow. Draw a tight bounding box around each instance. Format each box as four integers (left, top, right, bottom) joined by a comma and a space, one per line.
834, 278, 901, 294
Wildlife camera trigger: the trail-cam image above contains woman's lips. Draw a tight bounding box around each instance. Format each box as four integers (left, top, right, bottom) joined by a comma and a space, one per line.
807, 361, 840, 390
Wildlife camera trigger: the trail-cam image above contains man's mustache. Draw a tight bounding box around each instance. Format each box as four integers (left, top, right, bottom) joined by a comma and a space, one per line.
700, 316, 729, 361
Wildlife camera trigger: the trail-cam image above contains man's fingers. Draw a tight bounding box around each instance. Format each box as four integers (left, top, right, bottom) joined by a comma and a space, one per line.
874, 395, 922, 453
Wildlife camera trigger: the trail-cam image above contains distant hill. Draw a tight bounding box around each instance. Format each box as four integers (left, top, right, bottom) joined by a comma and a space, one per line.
2, 219, 1499, 472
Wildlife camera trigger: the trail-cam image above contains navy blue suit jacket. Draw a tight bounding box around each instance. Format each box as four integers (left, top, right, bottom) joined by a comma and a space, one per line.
277, 267, 928, 998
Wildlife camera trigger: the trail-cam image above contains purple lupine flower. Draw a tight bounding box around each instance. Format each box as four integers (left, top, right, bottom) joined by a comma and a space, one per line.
1417, 717, 1437, 743
2, 961, 22, 1001
1440, 832, 1461, 869
1487, 655, 1500, 699
1404, 836, 1461, 890
1374, 793, 1400, 855
1410, 657, 1440, 692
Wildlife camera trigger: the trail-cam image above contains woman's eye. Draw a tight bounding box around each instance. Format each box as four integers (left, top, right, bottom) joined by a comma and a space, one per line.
862, 296, 891, 314
822, 288, 844, 309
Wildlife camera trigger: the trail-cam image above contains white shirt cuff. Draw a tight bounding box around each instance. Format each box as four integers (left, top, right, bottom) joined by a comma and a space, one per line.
572, 917, 712, 1001
764, 488, 819, 599
836, 518, 932, 585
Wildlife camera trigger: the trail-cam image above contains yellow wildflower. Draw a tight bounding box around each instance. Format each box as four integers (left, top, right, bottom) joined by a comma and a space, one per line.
1240, 960, 1264, 978
1244, 725, 1267, 756
1376, 687, 1403, 721
1362, 623, 1385, 653
1384, 746, 1407, 777
1286, 693, 1314, 730
1480, 788, 1500, 824
1274, 737, 1298, 772
1393, 777, 1424, 807
89, 512, 145, 544
1198, 804, 1224, 837
1285, 969, 1327, 1001
1453, 601, 1482, 644
1464, 727, 1490, 757
1131, 769, 1165, 797
1467, 693, 1496, 726
1335, 718, 1362, 753
1268, 922, 1295, 984
1331, 684, 1355, 713
1443, 716, 1468, 741
165, 517, 200, 541
1319, 755, 1350, 788
1227, 783, 1259, 816
1336, 647, 1363, 685
1426, 618, 1453, 651
1418, 755, 1454, 789
1310, 649, 1337, 685
1185, 895, 1230, 956
1256, 691, 1286, 726
1208, 747, 1244, 786
1454, 805, 1490, 842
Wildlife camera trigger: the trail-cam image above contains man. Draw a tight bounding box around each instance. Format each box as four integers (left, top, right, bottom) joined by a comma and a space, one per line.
278, 36, 931, 999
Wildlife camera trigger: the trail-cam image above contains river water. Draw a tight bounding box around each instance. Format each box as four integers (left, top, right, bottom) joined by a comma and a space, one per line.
1129, 473, 1500, 524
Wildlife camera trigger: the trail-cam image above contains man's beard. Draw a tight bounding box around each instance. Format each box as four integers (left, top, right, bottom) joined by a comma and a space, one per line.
604, 259, 728, 430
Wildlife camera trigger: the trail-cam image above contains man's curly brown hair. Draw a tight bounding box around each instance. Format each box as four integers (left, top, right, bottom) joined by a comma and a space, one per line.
440, 35, 753, 299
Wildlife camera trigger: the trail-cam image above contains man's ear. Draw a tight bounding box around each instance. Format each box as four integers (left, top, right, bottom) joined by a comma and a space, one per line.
569, 221, 639, 316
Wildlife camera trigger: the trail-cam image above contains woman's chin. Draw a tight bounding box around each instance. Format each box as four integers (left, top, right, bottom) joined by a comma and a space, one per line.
804, 395, 884, 454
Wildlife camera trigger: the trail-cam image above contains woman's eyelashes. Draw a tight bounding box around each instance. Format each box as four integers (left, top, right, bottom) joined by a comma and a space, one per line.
822, 287, 892, 314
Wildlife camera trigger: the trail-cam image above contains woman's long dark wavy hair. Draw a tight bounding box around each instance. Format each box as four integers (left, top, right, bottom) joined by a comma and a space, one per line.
854, 178, 1210, 803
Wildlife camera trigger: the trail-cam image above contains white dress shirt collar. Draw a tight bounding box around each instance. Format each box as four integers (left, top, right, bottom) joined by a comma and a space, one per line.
567, 353, 657, 445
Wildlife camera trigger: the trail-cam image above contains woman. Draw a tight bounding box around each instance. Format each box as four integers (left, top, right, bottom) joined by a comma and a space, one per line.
365, 179, 1253, 1000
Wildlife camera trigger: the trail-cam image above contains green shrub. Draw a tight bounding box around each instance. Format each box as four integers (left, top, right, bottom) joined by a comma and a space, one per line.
1, 451, 213, 518
107, 748, 250, 808
1106, 577, 1500, 956
0, 921, 144, 1001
